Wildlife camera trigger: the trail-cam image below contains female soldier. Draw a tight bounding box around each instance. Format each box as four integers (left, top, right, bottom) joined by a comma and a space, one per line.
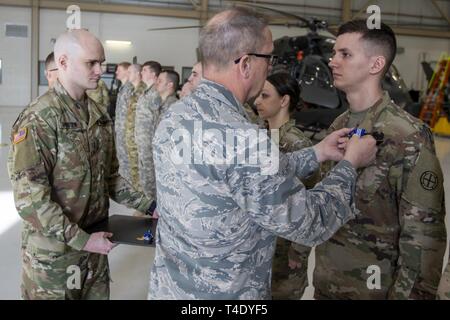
255, 72, 320, 300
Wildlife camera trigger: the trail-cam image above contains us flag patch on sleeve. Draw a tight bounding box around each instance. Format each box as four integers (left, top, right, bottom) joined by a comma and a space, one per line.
13, 128, 27, 144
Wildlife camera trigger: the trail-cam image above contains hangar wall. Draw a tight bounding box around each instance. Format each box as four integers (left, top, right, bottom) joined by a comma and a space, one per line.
0, 5, 449, 107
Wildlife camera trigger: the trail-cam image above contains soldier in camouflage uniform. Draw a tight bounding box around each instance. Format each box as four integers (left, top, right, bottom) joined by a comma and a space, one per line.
114, 62, 132, 181
148, 8, 378, 300
255, 72, 319, 299
7, 30, 152, 300
87, 78, 110, 113
125, 64, 146, 190
311, 20, 446, 300
155, 70, 179, 115
179, 62, 202, 98
134, 70, 178, 203
44, 52, 58, 89
438, 256, 450, 299
135, 61, 162, 201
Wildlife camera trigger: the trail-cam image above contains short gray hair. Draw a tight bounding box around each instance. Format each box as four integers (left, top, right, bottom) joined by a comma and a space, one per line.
199, 7, 268, 70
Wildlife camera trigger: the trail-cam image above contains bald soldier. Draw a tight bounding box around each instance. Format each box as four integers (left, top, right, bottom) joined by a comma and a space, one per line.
7, 30, 153, 300
114, 61, 133, 181
125, 64, 146, 190
310, 20, 446, 300
135, 61, 162, 202
148, 7, 377, 299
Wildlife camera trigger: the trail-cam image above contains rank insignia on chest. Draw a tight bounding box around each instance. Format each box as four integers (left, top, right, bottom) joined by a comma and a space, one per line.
13, 128, 27, 144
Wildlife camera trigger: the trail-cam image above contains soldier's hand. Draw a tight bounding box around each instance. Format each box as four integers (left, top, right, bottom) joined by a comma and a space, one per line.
343, 134, 377, 169
83, 232, 117, 255
313, 128, 352, 162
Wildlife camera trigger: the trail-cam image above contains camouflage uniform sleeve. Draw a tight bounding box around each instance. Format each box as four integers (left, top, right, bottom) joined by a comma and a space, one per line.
135, 101, 158, 201
107, 133, 152, 213
388, 127, 447, 299
7, 114, 90, 251
227, 147, 358, 246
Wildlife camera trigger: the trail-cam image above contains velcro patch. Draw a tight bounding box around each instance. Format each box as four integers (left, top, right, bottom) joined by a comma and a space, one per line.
13, 128, 27, 144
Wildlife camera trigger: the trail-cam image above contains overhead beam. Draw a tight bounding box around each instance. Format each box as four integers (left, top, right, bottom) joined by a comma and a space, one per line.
200, 0, 209, 26
0, 0, 200, 20
431, 0, 450, 26
342, 0, 352, 22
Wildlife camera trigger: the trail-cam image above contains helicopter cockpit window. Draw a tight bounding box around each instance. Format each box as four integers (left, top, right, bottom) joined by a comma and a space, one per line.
296, 55, 340, 109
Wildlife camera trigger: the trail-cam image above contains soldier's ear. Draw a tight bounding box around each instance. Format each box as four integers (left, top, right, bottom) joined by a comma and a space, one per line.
281, 94, 290, 109
369, 55, 386, 75
238, 55, 251, 79
58, 54, 69, 71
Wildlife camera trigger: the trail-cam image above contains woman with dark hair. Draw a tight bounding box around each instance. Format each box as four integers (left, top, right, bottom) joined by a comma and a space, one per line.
255, 72, 320, 300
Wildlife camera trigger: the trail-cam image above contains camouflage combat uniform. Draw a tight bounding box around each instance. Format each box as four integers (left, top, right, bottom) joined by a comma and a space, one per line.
243, 102, 263, 126
87, 79, 110, 113
148, 79, 360, 299
437, 251, 450, 299
125, 82, 146, 190
313, 91, 446, 300
114, 81, 133, 182
135, 89, 177, 200
271, 119, 320, 300
7, 80, 151, 300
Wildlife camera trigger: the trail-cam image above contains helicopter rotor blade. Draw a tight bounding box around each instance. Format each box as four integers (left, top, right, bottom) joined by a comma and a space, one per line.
147, 25, 201, 31
227, 1, 310, 26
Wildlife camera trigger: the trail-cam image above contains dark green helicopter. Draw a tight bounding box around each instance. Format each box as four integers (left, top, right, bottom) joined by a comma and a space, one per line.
263, 6, 413, 135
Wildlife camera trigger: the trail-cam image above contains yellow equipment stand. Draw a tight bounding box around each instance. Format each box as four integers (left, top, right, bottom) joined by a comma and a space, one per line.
433, 116, 450, 136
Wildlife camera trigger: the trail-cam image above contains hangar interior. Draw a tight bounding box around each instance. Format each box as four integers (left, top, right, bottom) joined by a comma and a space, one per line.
0, 0, 449, 299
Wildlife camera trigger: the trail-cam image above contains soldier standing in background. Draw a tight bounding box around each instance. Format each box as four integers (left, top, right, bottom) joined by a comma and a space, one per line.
44, 52, 58, 89
125, 64, 146, 190
135, 60, 162, 205
114, 61, 133, 181
7, 30, 152, 300
312, 20, 446, 300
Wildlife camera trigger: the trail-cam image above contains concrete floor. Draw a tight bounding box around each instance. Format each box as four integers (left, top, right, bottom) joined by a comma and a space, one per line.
0, 106, 449, 300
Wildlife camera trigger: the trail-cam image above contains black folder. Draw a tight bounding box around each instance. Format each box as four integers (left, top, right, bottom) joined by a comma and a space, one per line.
86, 215, 158, 247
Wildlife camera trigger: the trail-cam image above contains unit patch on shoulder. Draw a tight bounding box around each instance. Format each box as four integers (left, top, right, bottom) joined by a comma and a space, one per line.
420, 171, 439, 191
13, 128, 27, 144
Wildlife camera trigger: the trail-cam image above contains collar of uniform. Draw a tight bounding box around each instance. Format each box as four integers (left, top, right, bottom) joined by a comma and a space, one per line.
53, 79, 107, 129
133, 81, 146, 95
331, 91, 390, 133
356, 91, 392, 133
86, 95, 109, 129
197, 79, 248, 119
143, 83, 154, 95
279, 119, 296, 137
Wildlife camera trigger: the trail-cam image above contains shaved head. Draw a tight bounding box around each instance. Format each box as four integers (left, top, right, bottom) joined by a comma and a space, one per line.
54, 29, 103, 61
53, 29, 105, 99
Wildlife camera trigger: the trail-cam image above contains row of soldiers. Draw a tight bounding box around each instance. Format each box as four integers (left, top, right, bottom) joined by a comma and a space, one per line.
113, 61, 202, 208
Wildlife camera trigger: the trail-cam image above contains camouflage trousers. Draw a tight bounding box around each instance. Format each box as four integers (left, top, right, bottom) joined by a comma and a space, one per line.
437, 259, 450, 300
21, 247, 110, 300
271, 237, 309, 300
126, 139, 141, 192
